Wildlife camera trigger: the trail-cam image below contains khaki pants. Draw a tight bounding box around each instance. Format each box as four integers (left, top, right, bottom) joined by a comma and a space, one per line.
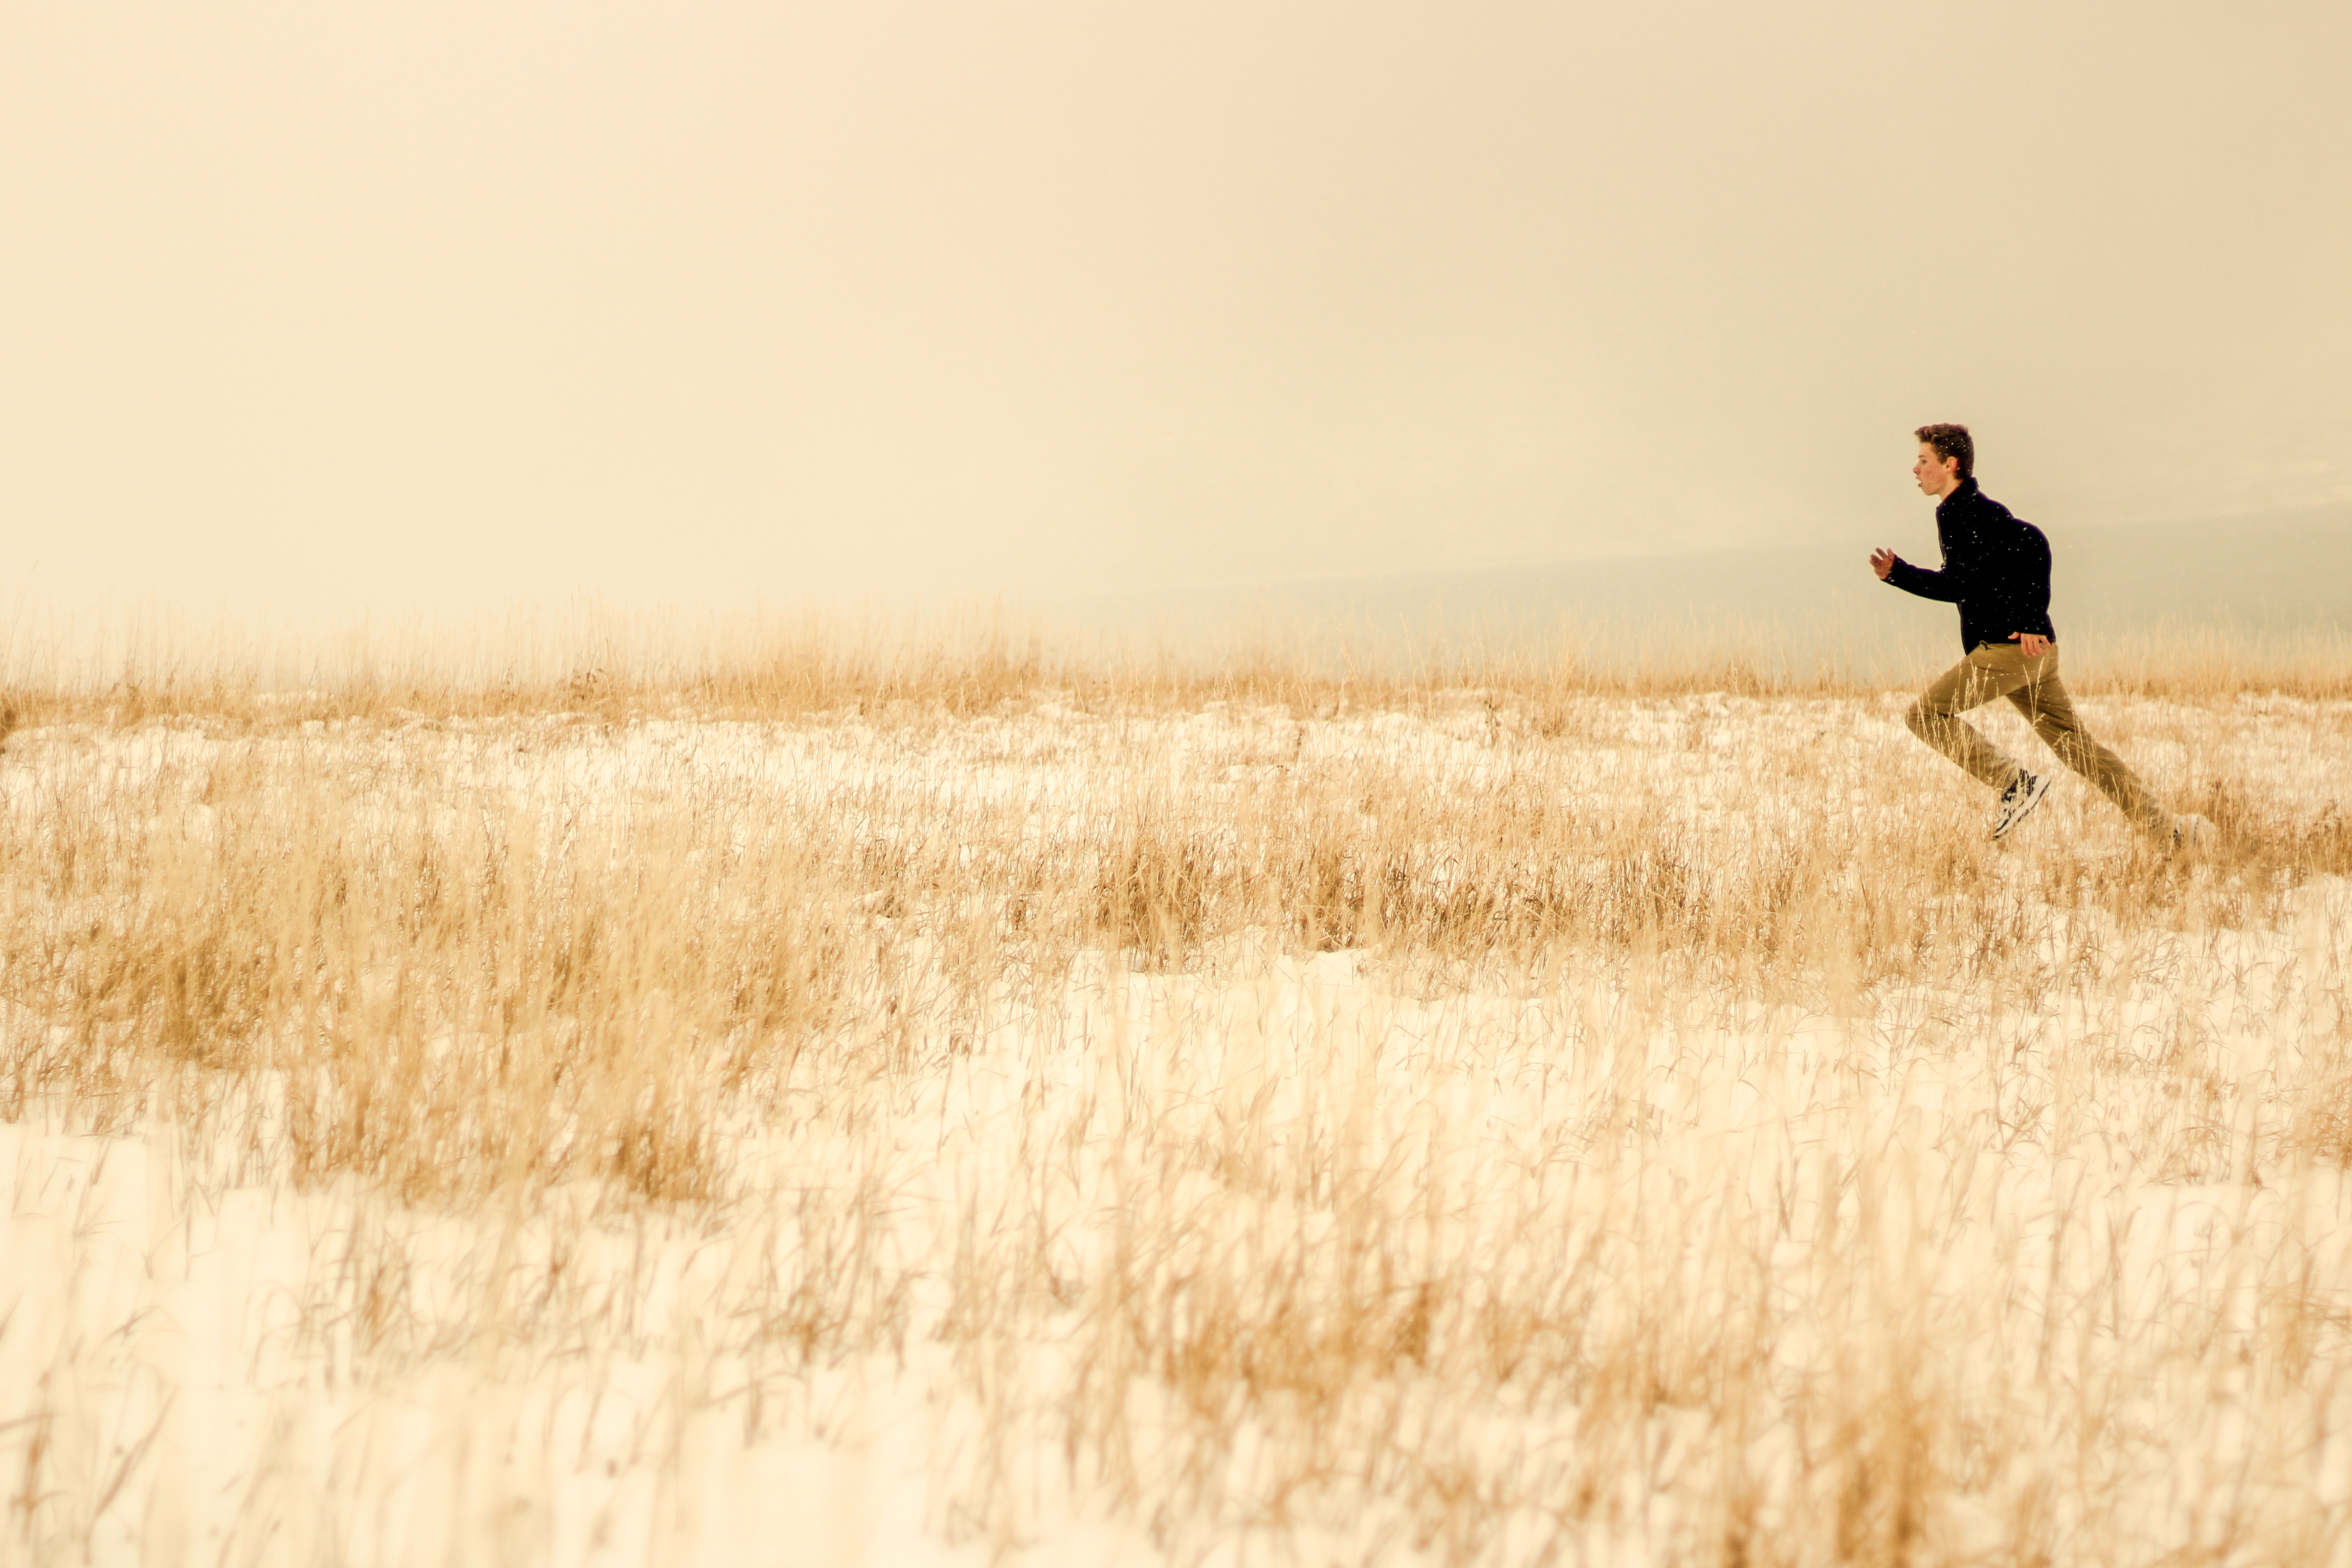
1905, 643, 2172, 835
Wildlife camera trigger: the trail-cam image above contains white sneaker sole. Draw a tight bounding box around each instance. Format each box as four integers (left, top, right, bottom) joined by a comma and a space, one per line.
1992, 773, 2053, 841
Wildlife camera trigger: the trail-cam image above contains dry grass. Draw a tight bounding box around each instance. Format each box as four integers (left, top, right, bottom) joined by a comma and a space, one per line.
2, 630, 2351, 1564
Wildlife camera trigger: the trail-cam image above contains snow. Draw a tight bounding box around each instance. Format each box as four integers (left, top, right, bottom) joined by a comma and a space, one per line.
3, 690, 2350, 1563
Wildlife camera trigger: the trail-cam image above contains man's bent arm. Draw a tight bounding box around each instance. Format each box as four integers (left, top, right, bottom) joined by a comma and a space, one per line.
1985, 529, 2052, 638
1884, 556, 1967, 603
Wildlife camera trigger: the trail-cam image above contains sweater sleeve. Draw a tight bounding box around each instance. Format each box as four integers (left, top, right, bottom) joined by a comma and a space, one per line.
1968, 525, 2052, 640
2011, 527, 2052, 629
1885, 555, 1966, 603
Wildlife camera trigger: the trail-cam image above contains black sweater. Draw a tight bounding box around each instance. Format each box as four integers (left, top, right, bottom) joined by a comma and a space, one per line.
1884, 477, 2057, 652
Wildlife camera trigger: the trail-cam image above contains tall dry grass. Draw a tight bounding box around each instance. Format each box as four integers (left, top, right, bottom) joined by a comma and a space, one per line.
2, 631, 2350, 1564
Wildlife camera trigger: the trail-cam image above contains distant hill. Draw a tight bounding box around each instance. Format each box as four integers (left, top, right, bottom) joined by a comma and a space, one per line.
1057, 505, 2349, 681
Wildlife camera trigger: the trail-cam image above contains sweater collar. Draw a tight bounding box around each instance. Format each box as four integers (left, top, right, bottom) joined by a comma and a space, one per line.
1935, 475, 1980, 518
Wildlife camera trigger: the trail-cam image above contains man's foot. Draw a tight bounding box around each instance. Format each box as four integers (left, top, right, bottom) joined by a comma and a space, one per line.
2169, 813, 2215, 856
1992, 772, 2053, 840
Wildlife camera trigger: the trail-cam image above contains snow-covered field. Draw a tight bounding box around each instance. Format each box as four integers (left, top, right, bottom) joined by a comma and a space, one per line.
3, 682, 2349, 1565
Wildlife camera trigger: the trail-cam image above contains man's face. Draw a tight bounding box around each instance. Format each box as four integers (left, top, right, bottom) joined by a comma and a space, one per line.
1913, 443, 1960, 498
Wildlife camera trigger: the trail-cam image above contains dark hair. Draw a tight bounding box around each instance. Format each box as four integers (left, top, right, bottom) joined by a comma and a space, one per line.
1915, 423, 1973, 482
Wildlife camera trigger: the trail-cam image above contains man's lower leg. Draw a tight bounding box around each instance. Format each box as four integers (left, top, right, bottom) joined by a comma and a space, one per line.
1905, 700, 2025, 791
2010, 670, 2174, 837
2041, 726, 2173, 836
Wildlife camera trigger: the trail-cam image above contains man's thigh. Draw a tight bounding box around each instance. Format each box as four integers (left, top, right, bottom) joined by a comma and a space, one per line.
2001, 649, 2075, 729
1920, 645, 2030, 716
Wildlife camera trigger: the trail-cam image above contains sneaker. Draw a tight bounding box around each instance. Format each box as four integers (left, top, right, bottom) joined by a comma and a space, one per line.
2169, 813, 2214, 855
1992, 772, 2052, 840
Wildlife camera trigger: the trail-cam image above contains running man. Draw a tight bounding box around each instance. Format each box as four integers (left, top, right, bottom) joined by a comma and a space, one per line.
1870, 423, 2188, 846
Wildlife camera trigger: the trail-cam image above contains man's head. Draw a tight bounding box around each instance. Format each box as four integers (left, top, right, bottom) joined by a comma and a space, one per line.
1913, 423, 1972, 498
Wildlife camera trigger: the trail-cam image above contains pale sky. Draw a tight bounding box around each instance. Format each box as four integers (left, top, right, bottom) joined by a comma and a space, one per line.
5, 1, 2347, 627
